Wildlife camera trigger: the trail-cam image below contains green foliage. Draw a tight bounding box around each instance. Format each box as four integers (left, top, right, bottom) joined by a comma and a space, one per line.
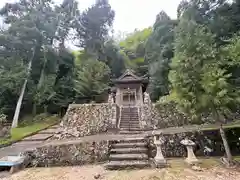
76, 0, 115, 56
74, 58, 110, 101
0, 114, 7, 125
169, 19, 240, 121
145, 11, 177, 101
102, 39, 126, 78
0, 115, 58, 145
0, 0, 115, 120
2, 0, 240, 126
119, 28, 152, 52
119, 28, 151, 77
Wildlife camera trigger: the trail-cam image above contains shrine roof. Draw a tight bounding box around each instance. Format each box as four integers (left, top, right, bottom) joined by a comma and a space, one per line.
112, 69, 147, 84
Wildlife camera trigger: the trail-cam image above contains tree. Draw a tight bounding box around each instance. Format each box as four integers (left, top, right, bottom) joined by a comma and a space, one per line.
0, 0, 60, 126
177, 0, 240, 45
0, 0, 117, 122
169, 19, 240, 165
119, 28, 151, 77
74, 58, 110, 102
145, 11, 177, 101
52, 50, 75, 113
0, 57, 26, 118
76, 0, 115, 57
103, 39, 126, 78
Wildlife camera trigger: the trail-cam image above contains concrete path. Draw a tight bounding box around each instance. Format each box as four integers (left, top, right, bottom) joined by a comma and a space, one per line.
0, 122, 239, 158
0, 125, 59, 158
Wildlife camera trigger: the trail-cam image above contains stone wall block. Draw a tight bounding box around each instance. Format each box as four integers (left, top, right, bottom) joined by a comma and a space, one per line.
28, 140, 109, 167
55, 103, 116, 139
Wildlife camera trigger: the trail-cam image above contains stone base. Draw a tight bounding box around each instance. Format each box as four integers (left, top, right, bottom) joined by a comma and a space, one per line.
185, 158, 199, 165
154, 158, 167, 168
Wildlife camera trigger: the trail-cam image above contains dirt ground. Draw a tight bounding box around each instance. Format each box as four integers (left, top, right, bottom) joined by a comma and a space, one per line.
2, 163, 240, 180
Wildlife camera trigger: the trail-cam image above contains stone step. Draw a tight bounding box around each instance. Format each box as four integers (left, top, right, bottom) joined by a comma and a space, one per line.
21, 134, 53, 142
50, 125, 59, 129
121, 116, 138, 118
120, 123, 139, 126
109, 153, 148, 161
122, 108, 138, 112
121, 112, 138, 114
105, 160, 151, 170
120, 123, 139, 125
119, 127, 140, 130
110, 147, 148, 154
120, 119, 139, 121
119, 126, 140, 128
120, 120, 139, 123
110, 137, 146, 144
122, 114, 138, 115
38, 128, 57, 134
119, 128, 141, 131
112, 142, 147, 148
120, 122, 139, 124
120, 124, 139, 126
119, 131, 143, 134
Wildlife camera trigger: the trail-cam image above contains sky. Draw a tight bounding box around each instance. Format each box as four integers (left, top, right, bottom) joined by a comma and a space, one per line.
0, 0, 181, 34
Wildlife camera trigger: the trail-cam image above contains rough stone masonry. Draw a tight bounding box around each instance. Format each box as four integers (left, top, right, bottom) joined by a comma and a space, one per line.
54, 103, 117, 139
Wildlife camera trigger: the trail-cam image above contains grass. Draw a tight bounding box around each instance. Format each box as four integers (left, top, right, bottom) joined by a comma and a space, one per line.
0, 115, 59, 145
234, 156, 240, 161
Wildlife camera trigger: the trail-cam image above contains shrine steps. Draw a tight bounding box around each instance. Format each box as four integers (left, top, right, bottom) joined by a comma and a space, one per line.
119, 107, 140, 130
105, 137, 151, 170
110, 147, 148, 154
119, 130, 143, 134
105, 160, 150, 170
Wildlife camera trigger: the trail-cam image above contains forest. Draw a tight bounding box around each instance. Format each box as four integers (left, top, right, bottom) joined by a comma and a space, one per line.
1, 0, 240, 132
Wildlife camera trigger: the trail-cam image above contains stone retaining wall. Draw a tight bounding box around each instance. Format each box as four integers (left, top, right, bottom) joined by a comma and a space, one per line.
140, 102, 191, 129
153, 103, 191, 128
146, 102, 240, 129
26, 140, 109, 167
24, 127, 240, 167
54, 103, 117, 139
149, 128, 240, 157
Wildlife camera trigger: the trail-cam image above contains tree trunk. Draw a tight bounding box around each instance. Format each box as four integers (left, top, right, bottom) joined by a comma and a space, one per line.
44, 105, 48, 113
219, 125, 233, 163
12, 47, 36, 128
11, 79, 28, 128
212, 106, 233, 165
32, 103, 37, 116
37, 46, 47, 89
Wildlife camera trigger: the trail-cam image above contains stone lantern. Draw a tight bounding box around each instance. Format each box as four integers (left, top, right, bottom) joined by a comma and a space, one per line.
153, 133, 167, 167
180, 138, 199, 164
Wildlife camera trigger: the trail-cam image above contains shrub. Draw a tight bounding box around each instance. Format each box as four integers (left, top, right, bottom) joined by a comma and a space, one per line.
33, 113, 50, 122
0, 114, 7, 125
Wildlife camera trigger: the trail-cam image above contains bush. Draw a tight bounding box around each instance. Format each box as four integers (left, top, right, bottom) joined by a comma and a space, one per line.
20, 113, 54, 127
33, 113, 50, 122
0, 114, 7, 125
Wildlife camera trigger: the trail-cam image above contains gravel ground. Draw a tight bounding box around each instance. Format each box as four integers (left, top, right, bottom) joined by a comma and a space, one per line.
1, 165, 240, 180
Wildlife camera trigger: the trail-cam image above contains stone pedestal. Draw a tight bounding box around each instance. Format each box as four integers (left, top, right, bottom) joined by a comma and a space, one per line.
111, 104, 117, 129
185, 145, 198, 164
153, 135, 167, 167
181, 138, 199, 165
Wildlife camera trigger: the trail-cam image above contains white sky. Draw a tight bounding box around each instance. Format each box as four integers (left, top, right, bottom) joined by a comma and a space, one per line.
0, 0, 180, 33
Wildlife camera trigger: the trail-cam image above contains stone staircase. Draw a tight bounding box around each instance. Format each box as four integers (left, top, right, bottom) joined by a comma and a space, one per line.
105, 137, 151, 170
119, 107, 141, 134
